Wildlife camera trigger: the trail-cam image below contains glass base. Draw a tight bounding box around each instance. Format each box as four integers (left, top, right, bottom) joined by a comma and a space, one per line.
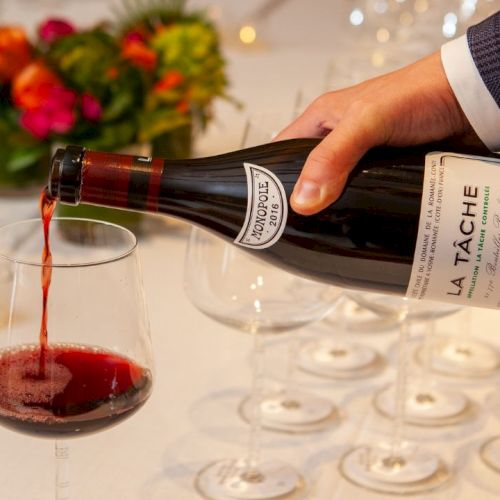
339, 445, 451, 495
374, 383, 472, 426
480, 436, 500, 474
416, 337, 499, 378
298, 339, 383, 379
194, 458, 307, 499
325, 298, 399, 333
239, 391, 339, 433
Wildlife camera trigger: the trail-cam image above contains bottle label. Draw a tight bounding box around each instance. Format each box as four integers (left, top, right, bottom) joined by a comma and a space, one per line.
235, 162, 288, 249
407, 152, 500, 308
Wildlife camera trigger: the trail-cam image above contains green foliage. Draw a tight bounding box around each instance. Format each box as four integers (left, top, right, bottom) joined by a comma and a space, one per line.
0, 99, 50, 187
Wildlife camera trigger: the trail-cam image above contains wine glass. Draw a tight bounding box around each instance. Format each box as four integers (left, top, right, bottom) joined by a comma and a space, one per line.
296, 294, 393, 380
339, 294, 453, 494
0, 217, 154, 500
185, 227, 340, 499
414, 306, 500, 379
350, 292, 472, 427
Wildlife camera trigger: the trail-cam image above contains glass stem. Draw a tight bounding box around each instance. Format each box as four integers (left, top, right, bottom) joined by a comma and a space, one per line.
243, 324, 265, 481
284, 334, 299, 402
458, 307, 471, 343
421, 318, 435, 387
391, 316, 410, 459
55, 440, 70, 500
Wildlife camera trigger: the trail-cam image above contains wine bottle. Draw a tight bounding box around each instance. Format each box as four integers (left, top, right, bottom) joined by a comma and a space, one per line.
48, 139, 500, 308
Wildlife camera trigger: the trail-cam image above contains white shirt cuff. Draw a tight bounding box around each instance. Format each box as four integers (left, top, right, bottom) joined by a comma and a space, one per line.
441, 35, 500, 153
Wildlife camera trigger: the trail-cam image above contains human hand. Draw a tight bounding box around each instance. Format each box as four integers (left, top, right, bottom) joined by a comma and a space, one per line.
275, 52, 472, 215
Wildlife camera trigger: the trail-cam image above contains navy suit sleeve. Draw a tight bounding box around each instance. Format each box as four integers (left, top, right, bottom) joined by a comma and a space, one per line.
467, 11, 500, 107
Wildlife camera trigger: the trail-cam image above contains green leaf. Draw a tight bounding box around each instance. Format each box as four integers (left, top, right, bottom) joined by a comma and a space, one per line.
101, 91, 135, 121
138, 108, 190, 142
7, 145, 48, 172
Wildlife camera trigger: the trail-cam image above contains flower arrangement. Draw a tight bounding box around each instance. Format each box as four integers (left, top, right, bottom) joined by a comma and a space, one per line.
0, 0, 230, 190
116, 0, 230, 156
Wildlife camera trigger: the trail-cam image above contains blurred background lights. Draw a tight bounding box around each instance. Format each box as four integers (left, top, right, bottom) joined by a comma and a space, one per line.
239, 24, 257, 44
350, 8, 364, 26
371, 49, 386, 67
442, 12, 458, 38
413, 0, 429, 14
399, 11, 414, 26
460, 0, 478, 19
373, 1, 389, 15
376, 27, 391, 42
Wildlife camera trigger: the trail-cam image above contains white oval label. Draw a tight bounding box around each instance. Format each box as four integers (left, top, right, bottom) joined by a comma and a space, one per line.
235, 162, 288, 249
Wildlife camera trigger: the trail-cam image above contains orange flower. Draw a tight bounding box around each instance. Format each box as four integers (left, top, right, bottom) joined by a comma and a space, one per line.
0, 26, 32, 83
12, 61, 61, 110
154, 70, 184, 93
121, 39, 157, 71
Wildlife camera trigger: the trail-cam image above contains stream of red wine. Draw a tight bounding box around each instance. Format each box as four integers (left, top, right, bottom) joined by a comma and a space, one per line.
39, 187, 57, 378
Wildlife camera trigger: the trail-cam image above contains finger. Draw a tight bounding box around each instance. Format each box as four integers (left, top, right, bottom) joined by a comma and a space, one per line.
291, 103, 385, 215
273, 96, 334, 141
273, 113, 327, 141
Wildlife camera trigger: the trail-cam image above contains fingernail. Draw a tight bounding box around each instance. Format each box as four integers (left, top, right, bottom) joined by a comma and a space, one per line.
292, 179, 321, 207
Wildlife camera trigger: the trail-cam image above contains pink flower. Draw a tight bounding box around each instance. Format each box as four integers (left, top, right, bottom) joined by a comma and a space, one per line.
50, 107, 76, 133
39, 19, 75, 43
19, 86, 76, 139
124, 31, 146, 43
81, 93, 102, 121
20, 109, 52, 139
47, 86, 77, 110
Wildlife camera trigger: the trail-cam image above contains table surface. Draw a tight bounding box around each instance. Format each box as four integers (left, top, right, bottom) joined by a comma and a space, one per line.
1, 2, 500, 499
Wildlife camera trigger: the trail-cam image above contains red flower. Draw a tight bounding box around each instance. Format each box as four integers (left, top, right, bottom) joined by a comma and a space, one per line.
154, 70, 184, 93
121, 38, 157, 71
81, 93, 102, 121
0, 27, 32, 83
39, 18, 76, 43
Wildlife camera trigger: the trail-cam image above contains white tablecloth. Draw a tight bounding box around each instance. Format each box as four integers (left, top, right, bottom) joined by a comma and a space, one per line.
1, 2, 500, 498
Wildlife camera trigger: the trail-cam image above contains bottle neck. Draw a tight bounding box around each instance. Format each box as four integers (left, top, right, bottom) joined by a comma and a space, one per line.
80, 150, 165, 211
49, 146, 85, 204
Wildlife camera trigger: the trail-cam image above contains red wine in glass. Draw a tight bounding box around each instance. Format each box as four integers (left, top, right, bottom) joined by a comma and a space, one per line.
0, 344, 152, 438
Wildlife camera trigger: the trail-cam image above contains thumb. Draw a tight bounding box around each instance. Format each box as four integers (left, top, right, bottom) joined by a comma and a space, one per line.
291, 104, 385, 215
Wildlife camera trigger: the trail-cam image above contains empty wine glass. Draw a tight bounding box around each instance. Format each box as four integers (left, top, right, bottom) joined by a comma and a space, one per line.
414, 307, 500, 379
351, 292, 472, 427
0, 218, 154, 500
339, 294, 453, 494
185, 227, 340, 499
297, 294, 390, 380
